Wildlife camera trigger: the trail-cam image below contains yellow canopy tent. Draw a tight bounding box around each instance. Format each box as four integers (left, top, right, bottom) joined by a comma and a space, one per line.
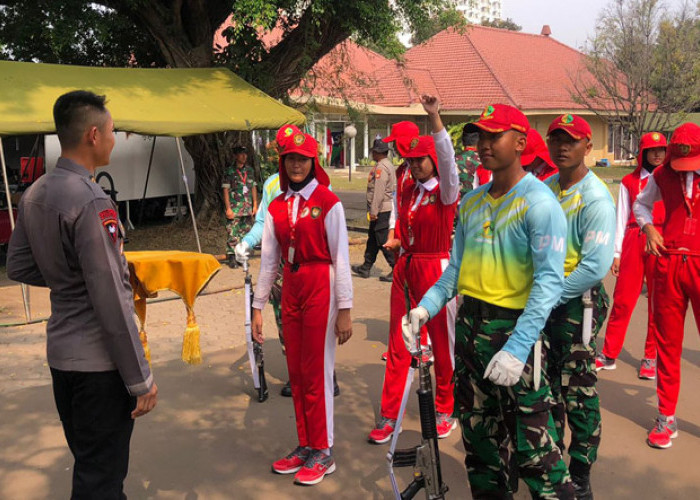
0, 60, 305, 320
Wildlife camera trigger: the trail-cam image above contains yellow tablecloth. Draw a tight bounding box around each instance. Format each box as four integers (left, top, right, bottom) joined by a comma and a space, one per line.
125, 251, 221, 365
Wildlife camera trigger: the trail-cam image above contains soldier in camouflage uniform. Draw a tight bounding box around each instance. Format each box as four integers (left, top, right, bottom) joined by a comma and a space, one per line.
455, 128, 481, 196
454, 302, 574, 499
544, 114, 615, 499
223, 145, 257, 268
406, 104, 575, 499
545, 286, 609, 465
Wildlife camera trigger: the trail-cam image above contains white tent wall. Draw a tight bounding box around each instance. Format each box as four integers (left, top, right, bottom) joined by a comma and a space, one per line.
45, 133, 196, 202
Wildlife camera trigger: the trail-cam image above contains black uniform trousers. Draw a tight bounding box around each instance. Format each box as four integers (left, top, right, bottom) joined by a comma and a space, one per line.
51, 368, 136, 500
362, 210, 395, 269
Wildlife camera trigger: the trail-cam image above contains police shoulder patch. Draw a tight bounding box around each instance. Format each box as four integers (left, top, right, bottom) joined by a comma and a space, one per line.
103, 219, 119, 244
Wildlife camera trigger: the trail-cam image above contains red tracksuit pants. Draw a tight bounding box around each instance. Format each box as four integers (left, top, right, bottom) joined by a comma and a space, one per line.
282, 263, 337, 449
602, 227, 659, 360
380, 252, 456, 419
653, 254, 700, 416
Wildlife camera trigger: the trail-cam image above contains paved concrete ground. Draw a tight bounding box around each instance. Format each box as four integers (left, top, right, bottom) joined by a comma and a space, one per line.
2, 246, 700, 499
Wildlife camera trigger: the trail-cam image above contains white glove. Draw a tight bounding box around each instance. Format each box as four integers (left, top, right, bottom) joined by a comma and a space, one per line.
234, 241, 251, 264
401, 306, 430, 354
483, 350, 525, 386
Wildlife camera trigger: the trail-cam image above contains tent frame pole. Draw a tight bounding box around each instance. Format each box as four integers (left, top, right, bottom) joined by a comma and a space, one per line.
137, 136, 157, 226
0, 138, 31, 321
175, 137, 202, 253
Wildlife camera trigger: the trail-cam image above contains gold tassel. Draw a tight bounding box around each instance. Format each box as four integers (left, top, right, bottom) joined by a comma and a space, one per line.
181, 308, 202, 365
139, 329, 152, 365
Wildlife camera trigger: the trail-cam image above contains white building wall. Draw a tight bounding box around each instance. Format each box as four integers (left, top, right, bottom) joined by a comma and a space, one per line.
452, 0, 502, 24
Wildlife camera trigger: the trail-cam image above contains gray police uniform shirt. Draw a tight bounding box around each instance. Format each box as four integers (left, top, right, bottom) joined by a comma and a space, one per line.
366, 157, 396, 217
7, 157, 152, 396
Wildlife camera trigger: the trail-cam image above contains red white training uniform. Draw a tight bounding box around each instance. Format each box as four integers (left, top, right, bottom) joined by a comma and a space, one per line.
603, 139, 666, 361
254, 177, 353, 449
634, 164, 700, 417
380, 129, 459, 420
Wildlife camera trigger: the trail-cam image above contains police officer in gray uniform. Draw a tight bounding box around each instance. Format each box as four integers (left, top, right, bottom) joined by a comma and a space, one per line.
352, 138, 396, 280
7, 90, 157, 499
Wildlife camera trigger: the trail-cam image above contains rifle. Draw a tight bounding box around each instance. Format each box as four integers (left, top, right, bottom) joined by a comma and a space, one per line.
387, 283, 448, 500
243, 257, 268, 402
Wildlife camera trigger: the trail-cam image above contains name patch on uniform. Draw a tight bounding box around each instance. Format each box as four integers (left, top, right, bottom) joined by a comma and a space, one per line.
311, 207, 322, 219
99, 209, 117, 221
103, 219, 119, 244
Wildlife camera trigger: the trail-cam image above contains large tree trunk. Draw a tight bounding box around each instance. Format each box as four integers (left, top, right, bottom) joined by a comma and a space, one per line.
107, 0, 351, 219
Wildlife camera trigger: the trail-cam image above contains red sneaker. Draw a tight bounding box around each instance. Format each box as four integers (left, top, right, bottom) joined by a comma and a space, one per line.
638, 359, 656, 380
595, 353, 616, 371
381, 351, 388, 361
647, 415, 678, 449
272, 446, 311, 474
436, 413, 457, 439
294, 450, 336, 485
368, 416, 399, 444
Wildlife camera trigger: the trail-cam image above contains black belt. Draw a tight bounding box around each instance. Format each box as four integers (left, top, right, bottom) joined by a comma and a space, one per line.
460, 296, 523, 321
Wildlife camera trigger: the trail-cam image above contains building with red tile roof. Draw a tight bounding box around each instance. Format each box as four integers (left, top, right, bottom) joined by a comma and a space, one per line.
298, 25, 626, 167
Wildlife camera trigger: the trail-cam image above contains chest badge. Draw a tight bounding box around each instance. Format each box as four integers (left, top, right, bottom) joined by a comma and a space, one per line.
429, 193, 437, 204
300, 207, 310, 218
311, 206, 322, 219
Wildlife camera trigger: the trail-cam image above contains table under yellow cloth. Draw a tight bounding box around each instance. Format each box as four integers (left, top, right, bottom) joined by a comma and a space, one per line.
125, 251, 221, 365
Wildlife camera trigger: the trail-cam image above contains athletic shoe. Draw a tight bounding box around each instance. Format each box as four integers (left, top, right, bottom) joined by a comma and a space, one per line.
272, 446, 311, 474
280, 381, 292, 397
595, 353, 616, 371
368, 416, 399, 444
638, 358, 657, 380
351, 264, 371, 278
381, 351, 388, 361
647, 415, 678, 449
294, 450, 336, 485
436, 413, 457, 439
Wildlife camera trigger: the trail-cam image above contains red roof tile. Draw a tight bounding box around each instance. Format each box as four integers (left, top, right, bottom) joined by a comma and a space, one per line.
403, 25, 594, 111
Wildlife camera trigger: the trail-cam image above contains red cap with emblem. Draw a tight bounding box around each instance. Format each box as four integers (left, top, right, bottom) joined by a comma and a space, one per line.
397, 135, 439, 175
547, 114, 592, 141
668, 123, 700, 172
278, 131, 330, 189
383, 121, 420, 143
275, 124, 303, 149
464, 104, 530, 135
637, 131, 667, 170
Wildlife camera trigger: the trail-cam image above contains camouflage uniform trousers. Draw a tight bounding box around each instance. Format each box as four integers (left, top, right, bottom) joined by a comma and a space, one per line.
225, 215, 253, 255
544, 284, 609, 467
454, 297, 575, 500
269, 265, 285, 353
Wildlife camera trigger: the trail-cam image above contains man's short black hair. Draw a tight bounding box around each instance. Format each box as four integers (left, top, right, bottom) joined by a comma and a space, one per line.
462, 130, 479, 147
53, 90, 109, 149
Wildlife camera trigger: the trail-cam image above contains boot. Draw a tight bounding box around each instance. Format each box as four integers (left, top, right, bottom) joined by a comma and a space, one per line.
280, 380, 292, 397
569, 460, 593, 500
351, 264, 371, 278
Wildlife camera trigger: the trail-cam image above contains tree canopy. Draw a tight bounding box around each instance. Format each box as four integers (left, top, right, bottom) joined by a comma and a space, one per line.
0, 0, 449, 217
570, 0, 700, 151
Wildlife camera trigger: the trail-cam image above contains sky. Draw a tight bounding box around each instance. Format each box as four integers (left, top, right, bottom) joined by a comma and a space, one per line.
501, 0, 611, 50
502, 0, 688, 50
